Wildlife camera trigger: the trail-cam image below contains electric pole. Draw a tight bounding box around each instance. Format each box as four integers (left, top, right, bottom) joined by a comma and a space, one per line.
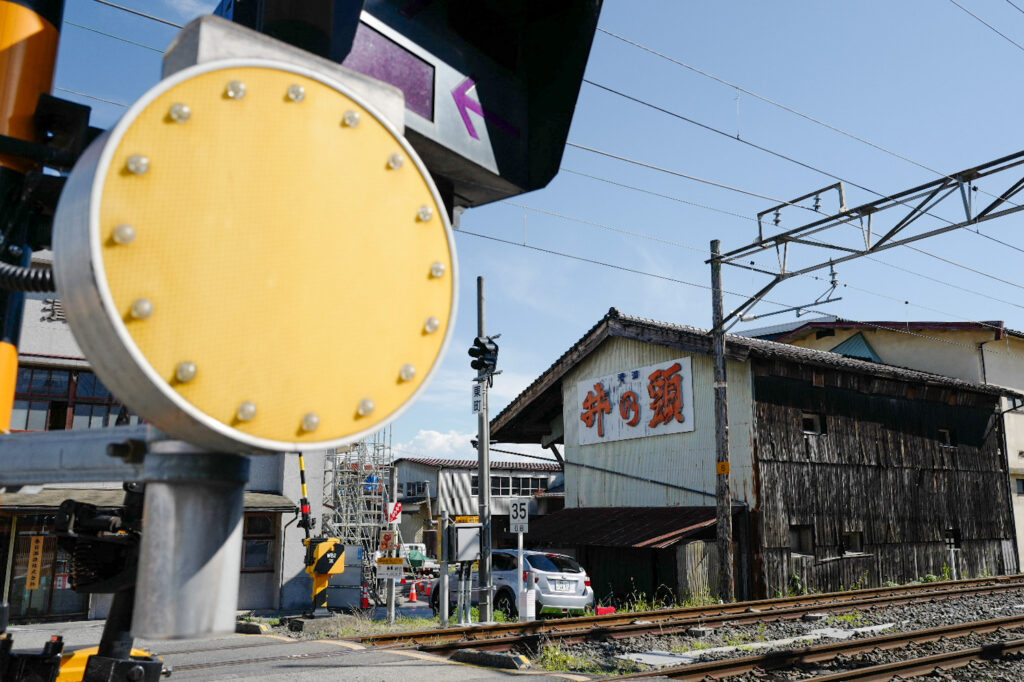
475, 276, 494, 622
711, 239, 735, 602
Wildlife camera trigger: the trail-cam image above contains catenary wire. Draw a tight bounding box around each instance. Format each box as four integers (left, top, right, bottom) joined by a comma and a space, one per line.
581, 78, 1024, 260
456, 225, 1024, 362
569, 142, 1024, 290
556, 166, 1024, 307
1006, 0, 1024, 16
594, 26, 1024, 252
65, 20, 164, 53
948, 0, 1024, 52
54, 87, 128, 108
90, 0, 184, 28
501, 200, 1024, 313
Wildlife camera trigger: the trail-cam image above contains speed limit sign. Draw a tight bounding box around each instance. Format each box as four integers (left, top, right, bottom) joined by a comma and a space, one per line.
510, 498, 529, 534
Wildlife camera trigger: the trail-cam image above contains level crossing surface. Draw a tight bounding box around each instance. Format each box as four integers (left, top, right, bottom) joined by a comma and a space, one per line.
6, 618, 585, 681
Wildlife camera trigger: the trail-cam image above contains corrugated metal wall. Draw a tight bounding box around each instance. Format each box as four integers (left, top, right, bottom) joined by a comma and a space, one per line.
561, 337, 755, 508
436, 469, 560, 516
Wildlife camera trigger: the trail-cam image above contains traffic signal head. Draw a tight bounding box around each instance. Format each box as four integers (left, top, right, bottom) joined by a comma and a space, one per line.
468, 336, 498, 373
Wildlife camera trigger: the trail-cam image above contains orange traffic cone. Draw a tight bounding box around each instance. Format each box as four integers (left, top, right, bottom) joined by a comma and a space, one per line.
408, 580, 418, 603
360, 584, 371, 609
423, 579, 432, 597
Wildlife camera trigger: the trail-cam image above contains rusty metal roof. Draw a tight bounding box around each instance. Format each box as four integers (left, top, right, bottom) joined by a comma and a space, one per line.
526, 506, 725, 549
394, 457, 561, 472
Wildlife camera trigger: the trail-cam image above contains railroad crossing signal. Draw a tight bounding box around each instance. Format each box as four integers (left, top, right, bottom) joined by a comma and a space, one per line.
52, 59, 457, 453
216, 0, 605, 209
468, 335, 499, 374
304, 536, 344, 617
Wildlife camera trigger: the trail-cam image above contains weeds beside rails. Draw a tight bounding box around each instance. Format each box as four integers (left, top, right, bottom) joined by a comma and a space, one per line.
535, 642, 642, 675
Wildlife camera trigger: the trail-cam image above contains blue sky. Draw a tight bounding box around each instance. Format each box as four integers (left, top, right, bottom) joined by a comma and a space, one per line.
55, 0, 1024, 460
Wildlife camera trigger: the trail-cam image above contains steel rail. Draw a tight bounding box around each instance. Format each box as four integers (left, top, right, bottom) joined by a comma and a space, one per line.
619, 614, 1024, 680
807, 637, 1024, 681
413, 580, 1024, 655
354, 574, 1024, 648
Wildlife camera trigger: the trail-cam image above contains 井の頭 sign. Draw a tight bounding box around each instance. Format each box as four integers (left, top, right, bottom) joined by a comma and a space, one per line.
577, 357, 694, 445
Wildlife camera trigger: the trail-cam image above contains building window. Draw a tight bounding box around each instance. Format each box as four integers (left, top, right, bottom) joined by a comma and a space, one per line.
404, 481, 427, 496
789, 524, 814, 555
815, 329, 835, 339
841, 531, 864, 554
944, 527, 962, 550
491, 476, 512, 497
802, 412, 825, 435
938, 428, 956, 447
1017, 479, 1024, 496
242, 514, 276, 572
10, 368, 138, 432
511, 477, 547, 496
470, 475, 548, 497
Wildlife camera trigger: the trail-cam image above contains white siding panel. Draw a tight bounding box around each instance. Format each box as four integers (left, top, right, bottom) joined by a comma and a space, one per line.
562, 337, 754, 508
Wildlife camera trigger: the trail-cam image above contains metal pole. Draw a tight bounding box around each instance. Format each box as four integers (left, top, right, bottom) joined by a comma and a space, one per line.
0, 0, 64, 433
710, 239, 735, 602
476, 276, 493, 623
387, 466, 397, 626
2, 516, 16, 603
132, 445, 249, 638
439, 510, 449, 627
516, 530, 524, 622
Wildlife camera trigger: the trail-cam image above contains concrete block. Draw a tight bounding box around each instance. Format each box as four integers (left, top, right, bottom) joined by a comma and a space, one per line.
802, 612, 829, 622
235, 621, 269, 634
451, 650, 531, 670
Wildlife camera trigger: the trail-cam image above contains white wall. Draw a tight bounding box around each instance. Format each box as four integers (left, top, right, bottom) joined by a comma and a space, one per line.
561, 337, 755, 509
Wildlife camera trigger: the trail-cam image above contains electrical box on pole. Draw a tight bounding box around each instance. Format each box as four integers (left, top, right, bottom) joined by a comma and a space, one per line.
215, 0, 605, 210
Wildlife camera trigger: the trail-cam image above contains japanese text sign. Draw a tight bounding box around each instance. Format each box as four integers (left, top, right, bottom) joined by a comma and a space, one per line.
577, 357, 694, 445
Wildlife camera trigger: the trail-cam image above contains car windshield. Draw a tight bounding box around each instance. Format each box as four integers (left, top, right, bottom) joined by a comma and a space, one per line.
527, 554, 583, 574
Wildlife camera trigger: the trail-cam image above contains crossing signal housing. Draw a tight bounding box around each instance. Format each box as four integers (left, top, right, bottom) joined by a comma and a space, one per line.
468, 336, 498, 374
51, 60, 457, 453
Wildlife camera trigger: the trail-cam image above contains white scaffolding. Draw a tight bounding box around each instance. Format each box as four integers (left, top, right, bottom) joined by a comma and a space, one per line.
321, 427, 395, 603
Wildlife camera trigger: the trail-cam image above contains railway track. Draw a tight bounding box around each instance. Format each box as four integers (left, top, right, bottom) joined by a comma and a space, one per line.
355, 574, 1024, 652
618, 613, 1024, 680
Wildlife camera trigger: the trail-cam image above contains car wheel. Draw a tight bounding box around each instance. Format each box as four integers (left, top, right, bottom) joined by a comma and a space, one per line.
494, 590, 518, 620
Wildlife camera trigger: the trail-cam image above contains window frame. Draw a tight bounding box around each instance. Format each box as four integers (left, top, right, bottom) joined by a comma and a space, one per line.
241, 513, 277, 573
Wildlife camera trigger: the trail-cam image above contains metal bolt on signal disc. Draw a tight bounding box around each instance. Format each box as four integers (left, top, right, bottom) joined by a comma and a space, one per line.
52, 60, 457, 453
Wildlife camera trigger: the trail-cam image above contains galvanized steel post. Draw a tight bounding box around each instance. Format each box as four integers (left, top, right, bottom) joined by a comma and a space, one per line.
476, 276, 493, 622
132, 444, 249, 638
710, 240, 735, 602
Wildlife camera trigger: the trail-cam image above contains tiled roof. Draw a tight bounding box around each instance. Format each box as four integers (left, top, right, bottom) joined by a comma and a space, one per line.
393, 457, 561, 472
491, 308, 1022, 441
527, 506, 727, 549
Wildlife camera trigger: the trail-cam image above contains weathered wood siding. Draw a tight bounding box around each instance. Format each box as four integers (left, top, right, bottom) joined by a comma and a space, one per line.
753, 361, 1017, 596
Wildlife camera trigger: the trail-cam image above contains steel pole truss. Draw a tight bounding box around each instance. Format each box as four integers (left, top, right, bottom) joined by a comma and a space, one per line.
711, 149, 1024, 331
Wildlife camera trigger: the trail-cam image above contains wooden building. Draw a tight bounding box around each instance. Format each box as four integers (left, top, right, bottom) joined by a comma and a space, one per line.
491, 308, 1020, 600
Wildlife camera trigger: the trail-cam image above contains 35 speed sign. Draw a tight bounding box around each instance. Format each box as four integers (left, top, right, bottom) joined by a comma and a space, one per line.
509, 498, 529, 534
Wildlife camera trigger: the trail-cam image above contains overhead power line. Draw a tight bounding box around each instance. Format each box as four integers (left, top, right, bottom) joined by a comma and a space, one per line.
91, 0, 184, 28
594, 26, 1024, 253
65, 20, 164, 53
456, 224, 1024, 361
948, 0, 1024, 53
54, 87, 128, 108
565, 141, 1024, 292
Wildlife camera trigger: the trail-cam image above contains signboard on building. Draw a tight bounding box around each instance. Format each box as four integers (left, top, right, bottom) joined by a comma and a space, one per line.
26, 536, 44, 591
577, 357, 695, 445
509, 498, 529, 534
376, 556, 404, 580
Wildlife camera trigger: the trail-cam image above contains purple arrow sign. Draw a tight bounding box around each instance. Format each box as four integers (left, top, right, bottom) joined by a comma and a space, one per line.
452, 77, 520, 140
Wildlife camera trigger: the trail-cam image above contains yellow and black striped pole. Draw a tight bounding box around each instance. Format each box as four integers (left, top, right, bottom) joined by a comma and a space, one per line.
0, 0, 64, 431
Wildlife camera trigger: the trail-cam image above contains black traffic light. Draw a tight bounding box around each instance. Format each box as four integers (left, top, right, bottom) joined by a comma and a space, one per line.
468, 336, 499, 374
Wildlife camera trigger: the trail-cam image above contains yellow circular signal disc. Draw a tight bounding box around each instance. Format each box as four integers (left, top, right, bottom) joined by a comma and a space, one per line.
54, 61, 456, 452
